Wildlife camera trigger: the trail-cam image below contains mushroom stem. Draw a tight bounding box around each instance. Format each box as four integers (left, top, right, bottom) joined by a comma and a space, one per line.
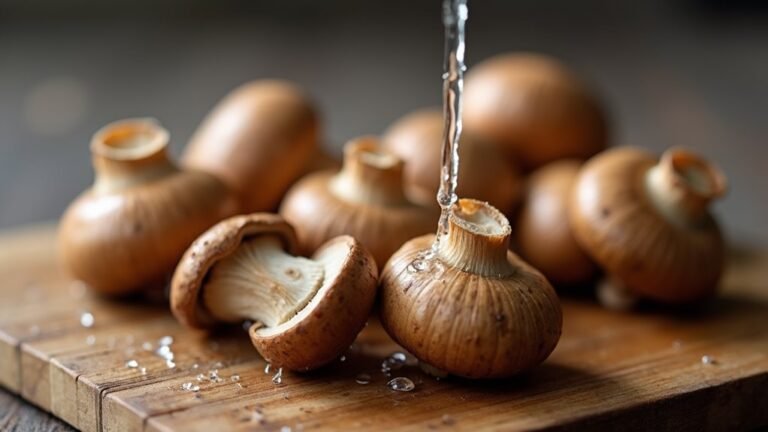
330, 136, 409, 206
645, 148, 726, 224
437, 199, 513, 277
91, 118, 176, 194
203, 236, 324, 327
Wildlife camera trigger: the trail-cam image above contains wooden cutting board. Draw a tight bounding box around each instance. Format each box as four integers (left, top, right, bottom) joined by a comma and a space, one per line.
0, 225, 767, 432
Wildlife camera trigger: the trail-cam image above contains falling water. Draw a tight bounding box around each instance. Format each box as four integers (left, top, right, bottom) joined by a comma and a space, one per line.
433, 0, 468, 254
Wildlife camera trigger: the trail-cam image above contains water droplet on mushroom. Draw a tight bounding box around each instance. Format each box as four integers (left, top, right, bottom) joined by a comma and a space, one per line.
85, 335, 96, 345
209, 370, 222, 383
80, 312, 94, 328
181, 382, 200, 392
407, 259, 428, 273
140, 367, 147, 375
242, 320, 254, 331
701, 355, 718, 365
280, 426, 292, 432
125, 360, 139, 369
355, 373, 371, 385
387, 377, 415, 392
166, 360, 176, 369
192, 363, 199, 369
264, 363, 271, 374
158, 335, 174, 346
141, 342, 153, 351
441, 414, 455, 425
231, 375, 241, 382
339, 355, 346, 362
272, 368, 283, 385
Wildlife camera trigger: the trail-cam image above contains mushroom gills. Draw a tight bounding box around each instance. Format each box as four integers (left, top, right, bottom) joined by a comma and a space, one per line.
203, 236, 324, 327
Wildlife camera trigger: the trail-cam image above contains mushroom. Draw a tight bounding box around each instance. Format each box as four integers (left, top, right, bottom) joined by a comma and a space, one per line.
516, 160, 598, 286
463, 52, 608, 171
279, 136, 438, 268
382, 108, 524, 215
171, 214, 378, 371
379, 199, 562, 379
569, 147, 727, 304
58, 118, 237, 295
183, 80, 319, 213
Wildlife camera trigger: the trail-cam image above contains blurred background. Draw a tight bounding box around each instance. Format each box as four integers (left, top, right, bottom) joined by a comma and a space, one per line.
0, 0, 766, 245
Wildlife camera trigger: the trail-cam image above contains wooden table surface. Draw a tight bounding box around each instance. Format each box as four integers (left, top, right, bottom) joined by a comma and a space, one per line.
0, 225, 767, 431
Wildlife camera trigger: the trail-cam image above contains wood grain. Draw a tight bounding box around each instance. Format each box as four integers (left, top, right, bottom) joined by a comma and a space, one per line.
0, 226, 767, 431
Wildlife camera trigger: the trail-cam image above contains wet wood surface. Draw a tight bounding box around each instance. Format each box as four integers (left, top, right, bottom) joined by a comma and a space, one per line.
0, 225, 767, 431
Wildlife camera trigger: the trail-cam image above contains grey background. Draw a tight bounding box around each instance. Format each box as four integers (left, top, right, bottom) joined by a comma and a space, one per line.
1, 0, 766, 246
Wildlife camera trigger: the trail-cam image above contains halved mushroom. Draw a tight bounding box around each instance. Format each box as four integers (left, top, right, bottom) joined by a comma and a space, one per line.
171, 213, 378, 371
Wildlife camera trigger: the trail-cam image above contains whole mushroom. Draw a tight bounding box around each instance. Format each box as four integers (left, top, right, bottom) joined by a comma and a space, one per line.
464, 53, 608, 171
171, 214, 378, 371
379, 199, 562, 379
569, 147, 727, 304
516, 160, 598, 286
279, 136, 437, 268
59, 118, 237, 295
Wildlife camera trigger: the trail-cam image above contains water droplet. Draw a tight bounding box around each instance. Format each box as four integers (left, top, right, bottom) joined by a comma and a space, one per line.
208, 370, 222, 383
181, 382, 200, 392
85, 335, 96, 345
142, 342, 153, 351
192, 363, 199, 369
231, 375, 240, 382
355, 373, 371, 385
156, 345, 173, 360
166, 360, 176, 369
280, 426, 292, 432
158, 336, 173, 346
701, 355, 718, 365
264, 363, 271, 374
236, 383, 244, 389
80, 312, 94, 328
382, 352, 408, 374
387, 377, 415, 392
407, 259, 428, 273
242, 320, 254, 331
339, 355, 346, 362
441, 414, 455, 425
125, 360, 139, 369
272, 368, 283, 385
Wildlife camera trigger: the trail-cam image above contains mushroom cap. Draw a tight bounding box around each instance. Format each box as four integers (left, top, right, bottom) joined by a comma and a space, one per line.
183, 80, 319, 213
379, 234, 562, 379
464, 53, 607, 170
250, 235, 378, 371
516, 160, 598, 286
279, 171, 437, 268
569, 147, 725, 302
170, 213, 298, 329
382, 109, 523, 215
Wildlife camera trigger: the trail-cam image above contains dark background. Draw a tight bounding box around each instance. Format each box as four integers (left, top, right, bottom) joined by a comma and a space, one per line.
1, 0, 766, 246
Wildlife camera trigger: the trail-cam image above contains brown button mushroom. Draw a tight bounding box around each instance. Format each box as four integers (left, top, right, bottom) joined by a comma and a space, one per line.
463, 53, 608, 171
171, 214, 378, 371
58, 118, 237, 295
279, 136, 438, 268
383, 108, 524, 215
569, 147, 727, 304
516, 160, 598, 286
183, 80, 319, 213
379, 199, 562, 379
